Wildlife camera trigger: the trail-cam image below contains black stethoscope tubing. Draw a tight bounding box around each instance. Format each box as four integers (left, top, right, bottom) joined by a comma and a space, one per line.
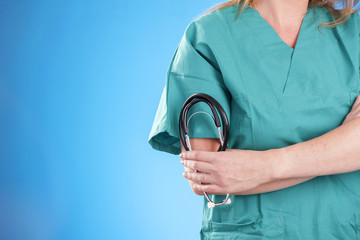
179, 93, 231, 208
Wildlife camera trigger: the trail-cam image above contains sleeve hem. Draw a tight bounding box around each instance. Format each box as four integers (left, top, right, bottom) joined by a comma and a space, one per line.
148, 131, 181, 155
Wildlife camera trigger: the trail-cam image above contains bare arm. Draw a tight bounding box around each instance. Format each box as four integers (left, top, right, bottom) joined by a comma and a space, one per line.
271, 95, 360, 179
181, 96, 360, 195
273, 117, 360, 180
180, 138, 315, 195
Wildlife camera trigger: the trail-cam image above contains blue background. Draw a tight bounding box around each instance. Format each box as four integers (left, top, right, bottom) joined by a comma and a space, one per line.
1, 1, 354, 239
0, 0, 223, 239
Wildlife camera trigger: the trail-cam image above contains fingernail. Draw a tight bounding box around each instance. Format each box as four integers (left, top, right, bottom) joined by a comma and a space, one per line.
179, 153, 183, 158
181, 160, 184, 165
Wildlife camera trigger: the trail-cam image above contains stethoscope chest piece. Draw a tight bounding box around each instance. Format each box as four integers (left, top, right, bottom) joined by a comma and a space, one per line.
179, 93, 232, 208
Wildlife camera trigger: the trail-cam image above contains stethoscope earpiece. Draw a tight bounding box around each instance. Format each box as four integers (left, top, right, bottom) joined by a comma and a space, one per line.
179, 93, 231, 208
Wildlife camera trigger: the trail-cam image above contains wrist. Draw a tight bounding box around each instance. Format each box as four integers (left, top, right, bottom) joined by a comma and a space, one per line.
267, 147, 289, 181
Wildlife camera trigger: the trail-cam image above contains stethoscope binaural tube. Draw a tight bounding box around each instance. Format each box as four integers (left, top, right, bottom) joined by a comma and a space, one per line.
179, 93, 232, 208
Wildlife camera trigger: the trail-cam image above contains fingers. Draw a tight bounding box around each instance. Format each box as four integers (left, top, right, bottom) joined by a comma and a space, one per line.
183, 171, 216, 184
342, 95, 360, 125
181, 159, 214, 173
350, 95, 360, 111
191, 184, 205, 196
179, 150, 227, 195
354, 95, 360, 112
183, 170, 229, 195
355, 94, 360, 104
192, 183, 227, 195
180, 150, 220, 163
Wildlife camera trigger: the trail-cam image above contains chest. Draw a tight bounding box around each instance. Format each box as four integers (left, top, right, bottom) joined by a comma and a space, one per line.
212, 10, 360, 151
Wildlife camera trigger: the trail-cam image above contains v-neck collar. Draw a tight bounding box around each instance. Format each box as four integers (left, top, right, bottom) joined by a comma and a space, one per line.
248, 5, 312, 52
232, 4, 323, 95
239, 4, 316, 57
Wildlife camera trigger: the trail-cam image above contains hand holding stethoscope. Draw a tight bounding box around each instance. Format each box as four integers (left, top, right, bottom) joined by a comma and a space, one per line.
179, 93, 231, 208
178, 93, 283, 207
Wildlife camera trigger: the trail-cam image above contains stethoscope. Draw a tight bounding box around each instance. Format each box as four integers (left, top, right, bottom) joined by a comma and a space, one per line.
179, 93, 232, 208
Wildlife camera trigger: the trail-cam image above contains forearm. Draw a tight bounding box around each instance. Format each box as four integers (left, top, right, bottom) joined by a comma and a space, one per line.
273, 117, 360, 180
233, 149, 317, 195
233, 176, 315, 195
183, 139, 318, 195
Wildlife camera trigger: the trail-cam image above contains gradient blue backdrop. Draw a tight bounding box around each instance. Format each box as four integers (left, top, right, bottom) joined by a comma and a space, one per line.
0, 0, 224, 239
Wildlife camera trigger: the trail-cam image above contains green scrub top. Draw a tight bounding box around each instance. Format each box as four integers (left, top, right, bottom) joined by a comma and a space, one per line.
148, 3, 360, 239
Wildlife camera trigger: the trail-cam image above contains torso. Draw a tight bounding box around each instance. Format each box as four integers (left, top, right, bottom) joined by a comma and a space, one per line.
193, 4, 360, 240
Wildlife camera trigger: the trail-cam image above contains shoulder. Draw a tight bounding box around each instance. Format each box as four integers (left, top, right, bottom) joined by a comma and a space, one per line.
192, 5, 238, 27
339, 9, 360, 32
350, 11, 360, 33
182, 5, 239, 42
339, 10, 360, 39
316, 6, 360, 36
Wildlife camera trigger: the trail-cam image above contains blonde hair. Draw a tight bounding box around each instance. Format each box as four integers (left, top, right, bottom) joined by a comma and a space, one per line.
199, 0, 360, 29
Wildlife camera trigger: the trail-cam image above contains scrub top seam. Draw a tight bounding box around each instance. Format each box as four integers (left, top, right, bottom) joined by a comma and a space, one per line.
248, 98, 256, 150
230, 84, 354, 99
168, 71, 229, 93
165, 44, 181, 142
302, 14, 321, 93
282, 50, 295, 94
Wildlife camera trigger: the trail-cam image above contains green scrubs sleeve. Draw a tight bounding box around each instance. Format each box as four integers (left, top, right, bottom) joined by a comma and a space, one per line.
148, 20, 231, 155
